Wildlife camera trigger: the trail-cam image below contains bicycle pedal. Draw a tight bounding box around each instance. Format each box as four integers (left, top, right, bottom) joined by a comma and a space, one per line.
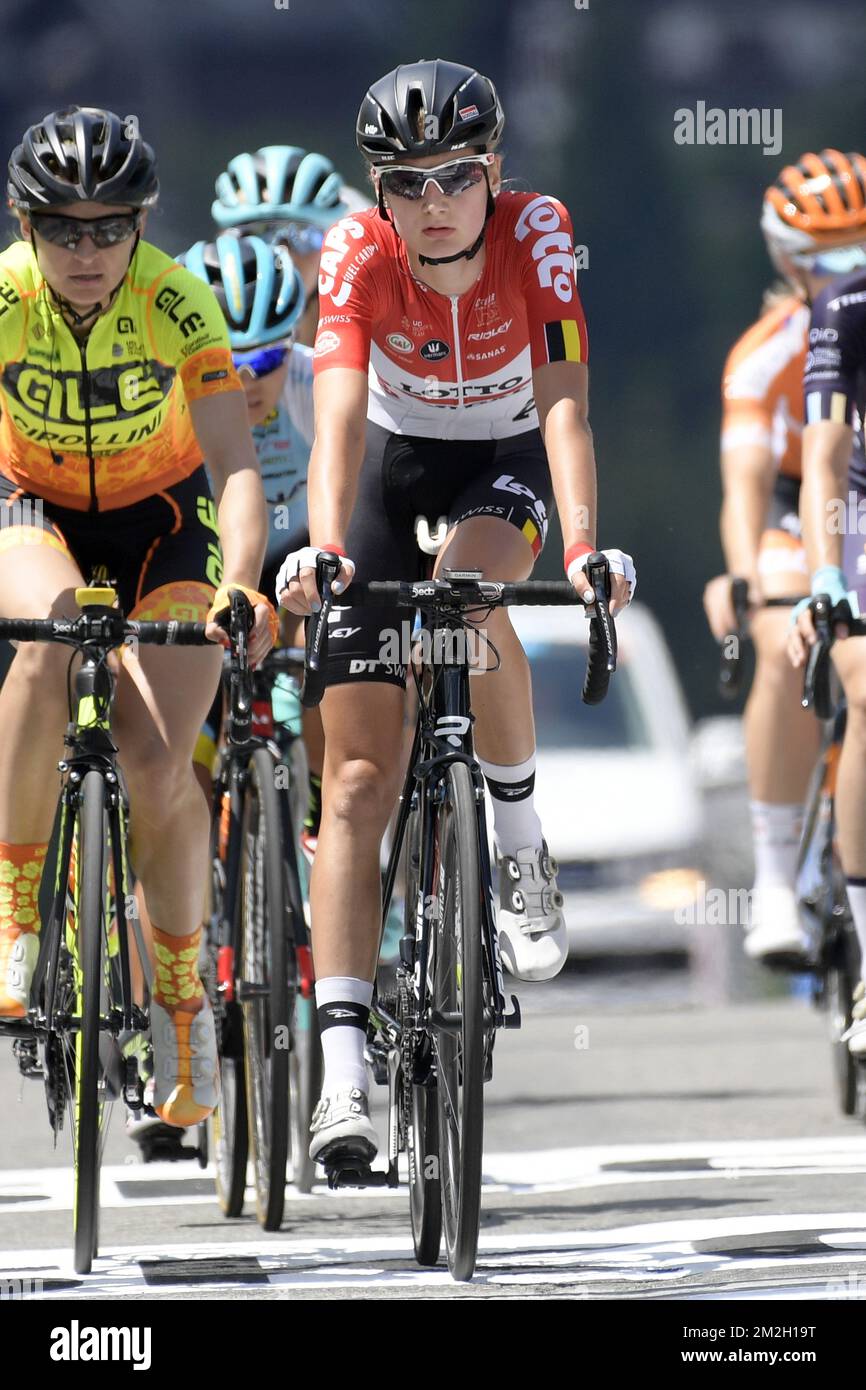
324, 1157, 398, 1190
364, 1042, 390, 1087
12, 1037, 43, 1080
503, 993, 522, 1029
136, 1125, 201, 1163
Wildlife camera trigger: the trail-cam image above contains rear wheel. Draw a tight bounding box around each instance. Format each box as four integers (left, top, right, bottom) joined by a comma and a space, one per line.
433, 762, 484, 1282
401, 802, 442, 1266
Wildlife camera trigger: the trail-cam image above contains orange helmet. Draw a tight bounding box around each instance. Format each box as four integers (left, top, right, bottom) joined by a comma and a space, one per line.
761, 149, 866, 256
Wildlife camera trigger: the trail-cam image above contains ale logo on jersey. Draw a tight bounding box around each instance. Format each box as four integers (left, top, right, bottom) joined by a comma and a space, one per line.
386, 332, 414, 355
420, 338, 451, 362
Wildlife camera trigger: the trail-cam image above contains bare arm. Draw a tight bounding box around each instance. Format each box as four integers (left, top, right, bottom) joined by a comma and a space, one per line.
281, 366, 369, 612
189, 391, 268, 587
719, 442, 775, 580
189, 390, 273, 662
533, 360, 596, 553
533, 360, 630, 613
800, 419, 852, 574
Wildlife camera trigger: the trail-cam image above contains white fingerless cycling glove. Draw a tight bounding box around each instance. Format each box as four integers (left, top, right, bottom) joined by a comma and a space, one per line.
274, 546, 356, 605
567, 548, 637, 604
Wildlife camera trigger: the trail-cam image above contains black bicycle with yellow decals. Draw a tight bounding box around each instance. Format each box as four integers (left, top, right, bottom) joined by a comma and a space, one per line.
0, 583, 210, 1274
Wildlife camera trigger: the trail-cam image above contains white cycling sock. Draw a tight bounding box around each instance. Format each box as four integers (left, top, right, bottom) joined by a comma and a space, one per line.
846, 881, 866, 975
315, 976, 373, 1096
750, 801, 804, 888
478, 752, 544, 858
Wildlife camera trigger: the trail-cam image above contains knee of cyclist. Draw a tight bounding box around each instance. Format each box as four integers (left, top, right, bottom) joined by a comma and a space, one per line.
327, 759, 397, 831
8, 637, 73, 692
841, 684, 866, 726
123, 745, 193, 808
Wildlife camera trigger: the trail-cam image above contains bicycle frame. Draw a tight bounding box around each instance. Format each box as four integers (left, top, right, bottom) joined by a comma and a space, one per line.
379, 604, 517, 1034
25, 630, 148, 1088
212, 631, 311, 1011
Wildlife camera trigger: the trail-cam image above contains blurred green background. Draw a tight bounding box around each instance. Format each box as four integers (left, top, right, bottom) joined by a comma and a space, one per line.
1, 0, 865, 716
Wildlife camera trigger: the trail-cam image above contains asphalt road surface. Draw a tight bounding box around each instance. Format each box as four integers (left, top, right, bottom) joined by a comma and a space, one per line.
1, 963, 866, 1300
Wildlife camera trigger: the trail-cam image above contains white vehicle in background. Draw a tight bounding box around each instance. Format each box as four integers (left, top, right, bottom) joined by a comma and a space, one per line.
505, 602, 707, 956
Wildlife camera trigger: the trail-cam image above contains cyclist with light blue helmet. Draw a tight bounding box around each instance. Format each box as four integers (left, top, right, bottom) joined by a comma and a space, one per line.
182, 235, 313, 567
211, 145, 369, 347
178, 236, 317, 812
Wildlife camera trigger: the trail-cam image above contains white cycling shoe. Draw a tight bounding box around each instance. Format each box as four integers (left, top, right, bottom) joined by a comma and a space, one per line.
309, 1087, 378, 1166
496, 841, 568, 982
743, 882, 813, 966
842, 982, 866, 1056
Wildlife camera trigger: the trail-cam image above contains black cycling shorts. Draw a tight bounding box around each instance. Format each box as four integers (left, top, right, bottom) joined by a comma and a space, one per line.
0, 464, 223, 622
324, 421, 554, 690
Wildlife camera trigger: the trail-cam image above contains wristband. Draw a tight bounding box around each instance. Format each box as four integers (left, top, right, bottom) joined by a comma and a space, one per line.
207, 582, 280, 646
564, 541, 594, 576
319, 543, 347, 558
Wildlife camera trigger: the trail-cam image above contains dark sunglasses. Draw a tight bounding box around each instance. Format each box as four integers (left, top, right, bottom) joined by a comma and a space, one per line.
233, 344, 289, 379
378, 153, 495, 202
29, 211, 142, 250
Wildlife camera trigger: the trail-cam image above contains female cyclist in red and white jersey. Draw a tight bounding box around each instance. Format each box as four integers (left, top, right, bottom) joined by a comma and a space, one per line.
277, 60, 636, 1164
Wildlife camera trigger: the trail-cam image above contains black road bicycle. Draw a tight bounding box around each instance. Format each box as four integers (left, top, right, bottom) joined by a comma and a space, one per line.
798, 593, 865, 1116
0, 583, 210, 1274
301, 553, 616, 1281
205, 591, 321, 1230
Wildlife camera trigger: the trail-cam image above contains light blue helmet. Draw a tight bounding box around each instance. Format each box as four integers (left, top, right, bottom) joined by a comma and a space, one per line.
211, 145, 346, 231
177, 235, 305, 349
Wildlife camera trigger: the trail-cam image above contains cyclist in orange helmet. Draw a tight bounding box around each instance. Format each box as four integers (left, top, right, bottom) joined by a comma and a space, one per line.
705, 150, 866, 965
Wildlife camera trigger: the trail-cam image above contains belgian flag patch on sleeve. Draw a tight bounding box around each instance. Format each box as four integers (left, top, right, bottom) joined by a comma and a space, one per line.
544, 319, 586, 364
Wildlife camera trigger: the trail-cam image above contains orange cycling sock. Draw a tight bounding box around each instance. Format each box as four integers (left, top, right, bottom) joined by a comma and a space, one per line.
0, 841, 48, 935
0, 841, 48, 1015
151, 924, 204, 1013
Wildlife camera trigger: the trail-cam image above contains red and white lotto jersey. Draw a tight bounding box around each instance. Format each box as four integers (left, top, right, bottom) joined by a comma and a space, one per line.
313, 190, 589, 440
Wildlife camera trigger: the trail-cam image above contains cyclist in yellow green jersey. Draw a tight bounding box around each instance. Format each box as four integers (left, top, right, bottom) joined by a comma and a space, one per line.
0, 107, 278, 1128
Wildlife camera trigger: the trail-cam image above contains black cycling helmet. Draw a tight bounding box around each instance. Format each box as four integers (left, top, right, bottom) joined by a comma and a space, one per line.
356, 59, 504, 165
8, 106, 159, 211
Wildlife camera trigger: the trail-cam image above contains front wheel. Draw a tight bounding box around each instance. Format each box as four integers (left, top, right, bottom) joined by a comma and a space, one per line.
827, 916, 859, 1116
70, 771, 109, 1275
289, 995, 322, 1193
433, 761, 484, 1282
240, 747, 291, 1231
400, 803, 442, 1266
206, 772, 249, 1217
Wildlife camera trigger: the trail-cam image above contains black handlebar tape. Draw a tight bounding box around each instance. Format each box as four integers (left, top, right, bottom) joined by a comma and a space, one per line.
582, 615, 611, 706
300, 552, 342, 708
0, 618, 209, 644
342, 579, 581, 606
0, 619, 57, 641
128, 622, 209, 644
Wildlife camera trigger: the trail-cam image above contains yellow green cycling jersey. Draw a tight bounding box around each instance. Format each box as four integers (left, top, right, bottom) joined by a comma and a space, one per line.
0, 238, 242, 511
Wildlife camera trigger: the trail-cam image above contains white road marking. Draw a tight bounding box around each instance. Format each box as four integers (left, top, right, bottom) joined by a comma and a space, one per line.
2, 1214, 866, 1298
2, 1135, 866, 1213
